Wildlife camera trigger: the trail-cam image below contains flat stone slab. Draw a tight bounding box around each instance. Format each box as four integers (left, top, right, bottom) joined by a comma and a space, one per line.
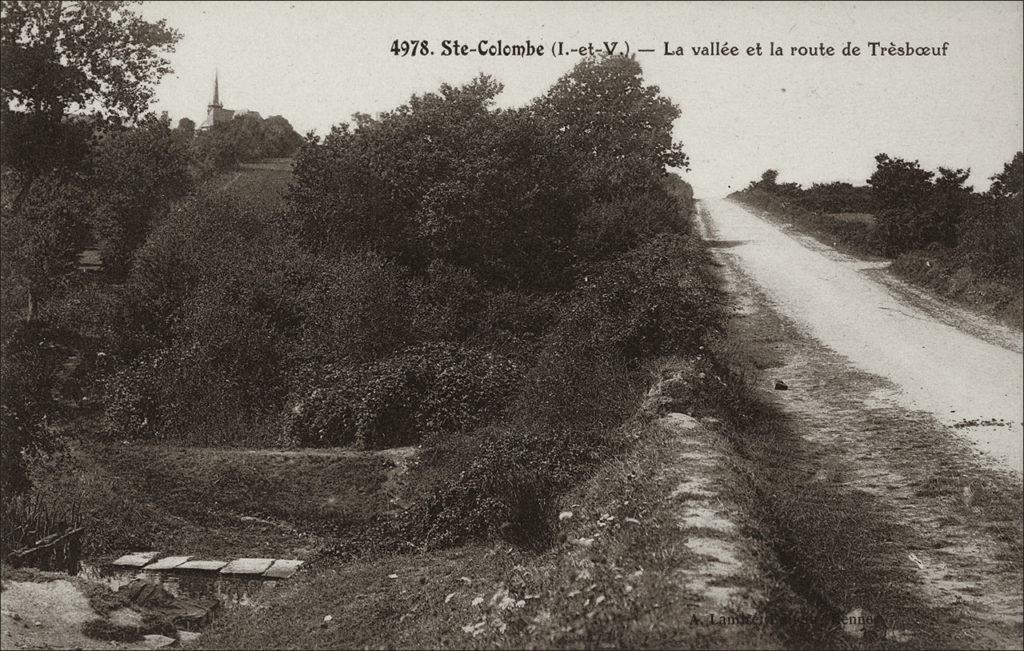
176, 560, 228, 572
144, 555, 192, 571
111, 551, 161, 567
263, 559, 304, 579
220, 558, 275, 575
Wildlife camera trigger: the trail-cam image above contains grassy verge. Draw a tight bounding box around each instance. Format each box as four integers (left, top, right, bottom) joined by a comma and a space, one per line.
889, 252, 1023, 329
693, 351, 934, 647
24, 442, 392, 559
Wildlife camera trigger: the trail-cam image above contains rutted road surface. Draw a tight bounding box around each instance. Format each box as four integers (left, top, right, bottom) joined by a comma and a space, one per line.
701, 198, 1023, 475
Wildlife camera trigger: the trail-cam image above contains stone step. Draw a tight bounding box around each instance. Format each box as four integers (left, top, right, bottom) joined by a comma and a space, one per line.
263, 559, 304, 579
220, 558, 275, 575
175, 559, 228, 572
109, 552, 306, 579
111, 551, 161, 567
144, 555, 192, 571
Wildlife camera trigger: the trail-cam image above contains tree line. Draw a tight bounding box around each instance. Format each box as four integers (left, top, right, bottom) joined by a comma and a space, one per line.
736, 151, 1023, 284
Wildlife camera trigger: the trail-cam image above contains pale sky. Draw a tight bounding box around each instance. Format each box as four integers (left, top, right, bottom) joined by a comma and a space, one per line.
140, 1, 1023, 197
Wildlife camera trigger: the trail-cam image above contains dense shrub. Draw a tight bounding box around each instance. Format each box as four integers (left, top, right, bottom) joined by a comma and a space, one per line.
87, 116, 193, 277
802, 182, 872, 214
417, 423, 608, 549
102, 350, 165, 440
297, 252, 414, 365
103, 196, 310, 442
0, 323, 64, 493
957, 194, 1024, 283
0, 174, 89, 319
574, 191, 688, 263
286, 343, 523, 448
516, 234, 719, 430
406, 234, 720, 547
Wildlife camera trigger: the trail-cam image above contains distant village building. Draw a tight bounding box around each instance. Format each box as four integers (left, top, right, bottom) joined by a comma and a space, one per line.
199, 73, 260, 130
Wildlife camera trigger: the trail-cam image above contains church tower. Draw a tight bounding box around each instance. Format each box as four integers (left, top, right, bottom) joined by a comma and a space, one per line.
199, 71, 234, 130
210, 71, 222, 110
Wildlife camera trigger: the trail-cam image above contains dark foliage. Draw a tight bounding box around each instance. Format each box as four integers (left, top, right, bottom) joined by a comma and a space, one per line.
192, 113, 304, 171
5, 55, 712, 555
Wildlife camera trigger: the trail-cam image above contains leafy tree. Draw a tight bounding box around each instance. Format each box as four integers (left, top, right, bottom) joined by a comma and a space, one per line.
758, 169, 779, 189
192, 126, 242, 172
292, 58, 687, 288
261, 115, 304, 158
872, 163, 975, 254
867, 154, 935, 212
190, 113, 304, 171
0, 174, 87, 316
176, 116, 195, 138
989, 151, 1023, 198
87, 114, 193, 277
533, 56, 688, 202
1, 0, 180, 210
290, 75, 511, 267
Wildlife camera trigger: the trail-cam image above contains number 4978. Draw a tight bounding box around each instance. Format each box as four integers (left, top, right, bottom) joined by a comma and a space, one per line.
391, 40, 430, 56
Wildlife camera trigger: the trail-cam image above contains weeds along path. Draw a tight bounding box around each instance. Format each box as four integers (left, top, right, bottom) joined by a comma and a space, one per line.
698, 201, 1024, 647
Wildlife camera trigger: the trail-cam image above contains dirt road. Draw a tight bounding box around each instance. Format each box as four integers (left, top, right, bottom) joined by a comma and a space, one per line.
698, 199, 1023, 647
700, 198, 1023, 475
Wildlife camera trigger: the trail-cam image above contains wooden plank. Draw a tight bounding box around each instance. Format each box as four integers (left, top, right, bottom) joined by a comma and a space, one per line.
220, 558, 275, 575
263, 559, 304, 579
144, 555, 192, 571
8, 527, 84, 560
111, 551, 161, 568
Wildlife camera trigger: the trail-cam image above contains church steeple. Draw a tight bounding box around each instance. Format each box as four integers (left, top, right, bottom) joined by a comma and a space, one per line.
199, 70, 235, 130
210, 71, 222, 109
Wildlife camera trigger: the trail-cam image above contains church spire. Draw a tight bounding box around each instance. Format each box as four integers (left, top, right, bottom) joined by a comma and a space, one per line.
210, 71, 221, 108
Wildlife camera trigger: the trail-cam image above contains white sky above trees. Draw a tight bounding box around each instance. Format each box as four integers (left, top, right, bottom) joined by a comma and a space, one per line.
141, 0, 1023, 197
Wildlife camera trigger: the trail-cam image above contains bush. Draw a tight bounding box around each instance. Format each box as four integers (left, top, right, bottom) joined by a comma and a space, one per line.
286, 343, 523, 448
105, 195, 309, 443
101, 349, 167, 440
409, 262, 488, 344
407, 234, 720, 548
417, 423, 607, 549
0, 322, 64, 494
87, 116, 193, 277
0, 174, 88, 317
957, 194, 1023, 283
297, 252, 414, 365
574, 191, 687, 263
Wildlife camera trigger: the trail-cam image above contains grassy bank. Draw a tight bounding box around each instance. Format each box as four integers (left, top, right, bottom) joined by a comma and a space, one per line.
198, 359, 784, 649
22, 442, 395, 559
889, 252, 1023, 329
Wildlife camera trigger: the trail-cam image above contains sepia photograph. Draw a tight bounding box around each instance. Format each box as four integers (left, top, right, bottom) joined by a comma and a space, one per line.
1, 1, 1022, 649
